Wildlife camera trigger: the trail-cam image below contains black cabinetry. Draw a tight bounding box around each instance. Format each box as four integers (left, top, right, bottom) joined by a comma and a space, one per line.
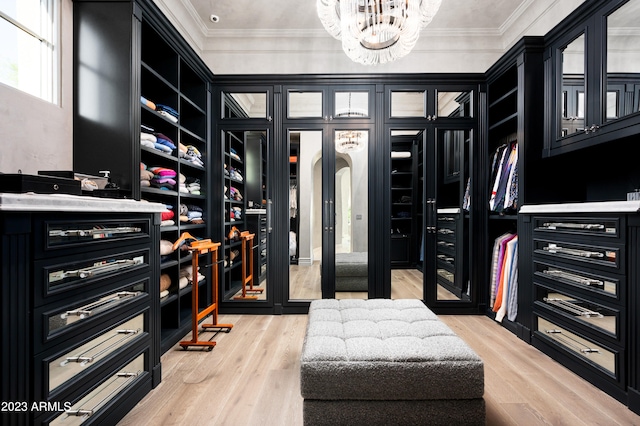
543, 0, 640, 156
72, 0, 214, 354
520, 205, 639, 412
0, 196, 161, 425
390, 136, 418, 267
484, 37, 545, 336
222, 131, 247, 298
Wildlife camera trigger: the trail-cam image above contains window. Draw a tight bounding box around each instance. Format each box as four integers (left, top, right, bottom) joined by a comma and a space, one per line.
0, 0, 58, 103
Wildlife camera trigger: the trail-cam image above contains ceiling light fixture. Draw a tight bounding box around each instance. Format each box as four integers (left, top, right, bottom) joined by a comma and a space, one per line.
335, 130, 365, 153
317, 0, 442, 65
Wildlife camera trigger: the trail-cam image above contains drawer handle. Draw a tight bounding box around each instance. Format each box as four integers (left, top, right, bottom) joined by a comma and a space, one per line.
49, 226, 142, 238
542, 222, 605, 231
61, 328, 140, 367
438, 229, 454, 235
54, 258, 143, 281
437, 241, 454, 248
62, 292, 140, 320
438, 217, 455, 222
544, 327, 600, 354
542, 269, 604, 287
64, 370, 141, 420
543, 297, 604, 319
543, 244, 604, 258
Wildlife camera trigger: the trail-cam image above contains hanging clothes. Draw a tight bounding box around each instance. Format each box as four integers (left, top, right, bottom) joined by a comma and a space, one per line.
290, 183, 297, 218
488, 141, 518, 213
489, 232, 518, 323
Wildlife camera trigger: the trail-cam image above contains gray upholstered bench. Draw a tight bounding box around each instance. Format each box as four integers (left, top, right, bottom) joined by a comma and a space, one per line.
334, 252, 367, 291
300, 299, 485, 426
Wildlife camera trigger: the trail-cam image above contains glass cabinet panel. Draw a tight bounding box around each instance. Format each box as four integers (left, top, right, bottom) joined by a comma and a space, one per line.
437, 91, 472, 118
334, 91, 369, 118
606, 0, 640, 121
559, 33, 586, 138
390, 91, 426, 117
288, 91, 323, 118
223, 92, 267, 118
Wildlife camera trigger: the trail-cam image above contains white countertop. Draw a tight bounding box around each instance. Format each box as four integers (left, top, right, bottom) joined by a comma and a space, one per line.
0, 192, 167, 213
520, 200, 640, 214
437, 208, 461, 214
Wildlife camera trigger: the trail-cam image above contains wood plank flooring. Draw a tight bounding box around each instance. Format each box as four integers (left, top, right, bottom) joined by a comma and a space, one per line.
120, 273, 640, 426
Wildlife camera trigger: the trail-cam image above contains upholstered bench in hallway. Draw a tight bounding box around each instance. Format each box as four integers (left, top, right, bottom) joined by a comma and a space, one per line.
300, 299, 485, 426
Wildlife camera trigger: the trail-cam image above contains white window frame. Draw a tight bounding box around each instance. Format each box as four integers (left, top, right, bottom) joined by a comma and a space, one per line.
0, 0, 59, 104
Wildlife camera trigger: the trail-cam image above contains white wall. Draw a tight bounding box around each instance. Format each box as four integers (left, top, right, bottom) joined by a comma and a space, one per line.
0, 0, 74, 175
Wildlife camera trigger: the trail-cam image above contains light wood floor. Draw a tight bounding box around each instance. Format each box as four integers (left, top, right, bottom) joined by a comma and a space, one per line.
120, 279, 640, 426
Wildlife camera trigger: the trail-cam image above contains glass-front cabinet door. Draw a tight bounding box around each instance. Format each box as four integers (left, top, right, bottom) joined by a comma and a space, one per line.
424, 127, 474, 306
546, 0, 640, 155
287, 127, 371, 301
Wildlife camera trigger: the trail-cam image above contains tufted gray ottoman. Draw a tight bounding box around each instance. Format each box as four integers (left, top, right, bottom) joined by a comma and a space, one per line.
300, 299, 485, 426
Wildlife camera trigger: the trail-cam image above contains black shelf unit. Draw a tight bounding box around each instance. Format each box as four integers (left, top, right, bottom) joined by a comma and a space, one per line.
390, 137, 418, 268
289, 140, 299, 265
223, 131, 247, 299
484, 37, 546, 338
72, 0, 214, 354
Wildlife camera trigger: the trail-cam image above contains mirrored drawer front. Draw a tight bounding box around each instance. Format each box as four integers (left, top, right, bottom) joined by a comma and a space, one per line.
534, 239, 621, 270
437, 268, 454, 285
48, 314, 144, 393
437, 227, 456, 237
437, 253, 455, 267
50, 354, 144, 426
533, 217, 620, 238
43, 251, 148, 296
44, 282, 147, 343
437, 240, 455, 251
535, 287, 619, 338
437, 215, 457, 226
45, 219, 150, 249
537, 317, 616, 376
534, 262, 619, 299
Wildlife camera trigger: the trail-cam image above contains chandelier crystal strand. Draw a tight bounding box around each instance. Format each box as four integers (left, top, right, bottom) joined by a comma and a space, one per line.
317, 0, 442, 65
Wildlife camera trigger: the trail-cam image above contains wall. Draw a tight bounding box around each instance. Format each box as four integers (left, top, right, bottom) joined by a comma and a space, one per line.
0, 0, 73, 175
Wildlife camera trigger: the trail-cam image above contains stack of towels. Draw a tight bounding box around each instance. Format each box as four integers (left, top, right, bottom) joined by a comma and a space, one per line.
178, 203, 204, 224
155, 104, 179, 123
140, 125, 176, 155
148, 166, 177, 190
140, 163, 153, 188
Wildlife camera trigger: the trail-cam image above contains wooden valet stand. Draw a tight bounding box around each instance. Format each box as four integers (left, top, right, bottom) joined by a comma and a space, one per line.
172, 232, 233, 351
233, 230, 264, 300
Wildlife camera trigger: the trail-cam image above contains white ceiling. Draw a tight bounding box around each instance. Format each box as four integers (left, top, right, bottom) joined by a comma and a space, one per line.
152, 0, 586, 76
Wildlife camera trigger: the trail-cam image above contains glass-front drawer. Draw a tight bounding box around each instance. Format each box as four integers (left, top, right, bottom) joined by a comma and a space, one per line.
535, 286, 619, 339
533, 216, 621, 239
437, 253, 455, 267
36, 249, 149, 303
534, 239, 622, 271
36, 280, 148, 350
537, 316, 617, 376
534, 261, 620, 299
41, 218, 151, 253
49, 354, 144, 426
47, 314, 145, 394
437, 268, 454, 285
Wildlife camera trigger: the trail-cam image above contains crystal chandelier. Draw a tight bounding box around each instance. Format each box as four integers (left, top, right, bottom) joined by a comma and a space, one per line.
317, 0, 442, 65
335, 130, 365, 153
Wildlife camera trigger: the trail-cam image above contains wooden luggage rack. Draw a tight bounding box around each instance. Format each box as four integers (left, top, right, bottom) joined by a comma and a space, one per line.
172, 232, 233, 351
233, 230, 264, 300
